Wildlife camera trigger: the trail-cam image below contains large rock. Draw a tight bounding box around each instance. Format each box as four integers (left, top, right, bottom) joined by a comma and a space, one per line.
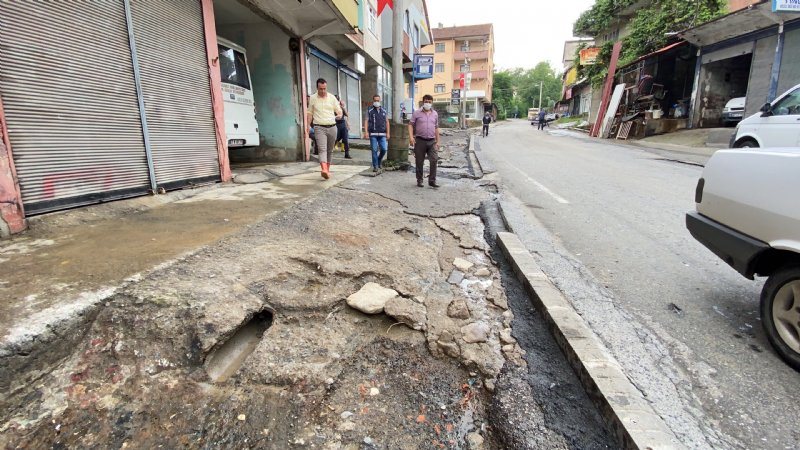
384, 297, 427, 331
447, 299, 471, 320
453, 257, 474, 272
461, 322, 490, 343
346, 282, 399, 314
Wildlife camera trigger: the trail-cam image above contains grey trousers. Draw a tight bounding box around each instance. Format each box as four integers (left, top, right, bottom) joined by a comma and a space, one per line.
314, 125, 338, 164
414, 137, 438, 183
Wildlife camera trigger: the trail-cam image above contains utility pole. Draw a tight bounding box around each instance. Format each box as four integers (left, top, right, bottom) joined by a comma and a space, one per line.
538, 80, 543, 110
392, 0, 404, 125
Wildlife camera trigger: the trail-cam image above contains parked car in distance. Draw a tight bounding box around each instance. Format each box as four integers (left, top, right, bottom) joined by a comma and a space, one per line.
721, 96, 746, 126
730, 83, 800, 148
686, 148, 800, 371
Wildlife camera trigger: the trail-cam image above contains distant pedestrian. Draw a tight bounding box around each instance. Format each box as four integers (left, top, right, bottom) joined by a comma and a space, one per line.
482, 111, 492, 137
408, 94, 440, 188
334, 95, 352, 159
364, 94, 390, 172
537, 109, 547, 130
306, 78, 342, 179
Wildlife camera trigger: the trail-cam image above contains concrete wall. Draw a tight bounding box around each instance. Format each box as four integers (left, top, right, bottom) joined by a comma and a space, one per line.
746, 35, 777, 116
778, 28, 800, 95
217, 23, 302, 162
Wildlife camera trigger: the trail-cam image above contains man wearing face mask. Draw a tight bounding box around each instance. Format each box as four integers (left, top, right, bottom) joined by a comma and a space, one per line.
408, 94, 440, 188
364, 94, 390, 173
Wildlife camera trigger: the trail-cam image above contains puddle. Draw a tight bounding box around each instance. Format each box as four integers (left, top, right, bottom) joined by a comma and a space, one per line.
205, 309, 273, 382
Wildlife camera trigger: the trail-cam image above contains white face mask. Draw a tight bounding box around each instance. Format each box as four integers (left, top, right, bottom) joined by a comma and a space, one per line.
422, 103, 432, 111
373, 101, 381, 108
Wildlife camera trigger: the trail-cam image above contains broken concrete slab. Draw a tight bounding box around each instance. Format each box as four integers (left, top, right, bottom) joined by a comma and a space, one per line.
346, 283, 400, 315
384, 296, 427, 331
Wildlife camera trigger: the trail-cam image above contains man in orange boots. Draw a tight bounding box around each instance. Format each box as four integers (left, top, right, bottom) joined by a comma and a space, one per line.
306, 78, 343, 179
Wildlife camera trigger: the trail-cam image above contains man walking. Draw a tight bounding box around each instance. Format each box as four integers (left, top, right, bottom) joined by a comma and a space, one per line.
363, 94, 390, 173
408, 94, 440, 188
537, 109, 547, 130
306, 78, 342, 179
481, 111, 492, 137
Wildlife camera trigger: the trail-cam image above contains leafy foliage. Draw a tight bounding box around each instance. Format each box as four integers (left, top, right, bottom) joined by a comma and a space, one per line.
491, 63, 563, 119
573, 0, 726, 86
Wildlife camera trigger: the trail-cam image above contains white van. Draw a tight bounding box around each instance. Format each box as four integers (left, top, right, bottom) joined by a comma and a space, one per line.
217, 37, 259, 148
731, 84, 800, 148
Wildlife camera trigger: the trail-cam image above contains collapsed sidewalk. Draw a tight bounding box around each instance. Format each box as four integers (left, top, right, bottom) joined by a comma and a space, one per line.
1, 131, 531, 449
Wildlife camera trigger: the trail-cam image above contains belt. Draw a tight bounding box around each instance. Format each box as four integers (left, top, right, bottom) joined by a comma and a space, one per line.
416, 136, 435, 140
316, 123, 336, 127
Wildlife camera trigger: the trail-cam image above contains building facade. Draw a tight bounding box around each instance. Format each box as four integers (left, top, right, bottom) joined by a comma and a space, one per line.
414, 24, 494, 119
0, 0, 363, 235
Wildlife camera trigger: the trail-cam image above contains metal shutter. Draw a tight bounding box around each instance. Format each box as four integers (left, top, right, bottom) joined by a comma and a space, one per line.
0, 2, 151, 214
130, 0, 219, 189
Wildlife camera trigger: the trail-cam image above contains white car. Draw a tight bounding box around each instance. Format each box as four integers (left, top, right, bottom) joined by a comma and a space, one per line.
731, 84, 800, 148
721, 96, 746, 126
686, 148, 800, 370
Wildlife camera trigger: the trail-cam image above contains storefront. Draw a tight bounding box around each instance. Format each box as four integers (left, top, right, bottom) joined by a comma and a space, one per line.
0, 1, 225, 216
306, 46, 362, 139
679, 2, 800, 128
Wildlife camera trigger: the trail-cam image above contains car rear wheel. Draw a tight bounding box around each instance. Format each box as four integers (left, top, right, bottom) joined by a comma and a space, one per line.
761, 265, 800, 371
734, 138, 759, 148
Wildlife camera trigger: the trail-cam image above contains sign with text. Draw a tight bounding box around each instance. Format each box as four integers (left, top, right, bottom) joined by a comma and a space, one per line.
772, 0, 800, 11
579, 47, 601, 65
451, 89, 461, 105
413, 54, 434, 79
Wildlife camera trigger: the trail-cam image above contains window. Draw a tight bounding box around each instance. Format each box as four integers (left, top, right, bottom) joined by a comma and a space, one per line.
460, 63, 470, 72
218, 45, 251, 90
413, 25, 420, 50
435, 63, 445, 73
435, 84, 446, 93
404, 10, 410, 32
435, 43, 445, 53
368, 6, 376, 33
460, 41, 470, 52
772, 87, 800, 115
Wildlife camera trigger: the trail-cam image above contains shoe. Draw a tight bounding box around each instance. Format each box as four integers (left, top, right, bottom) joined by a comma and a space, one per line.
345, 155, 352, 159
417, 181, 424, 187
373, 167, 378, 172
429, 182, 440, 188
321, 163, 329, 179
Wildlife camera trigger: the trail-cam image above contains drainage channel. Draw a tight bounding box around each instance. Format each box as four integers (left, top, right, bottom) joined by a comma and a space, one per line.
204, 309, 273, 382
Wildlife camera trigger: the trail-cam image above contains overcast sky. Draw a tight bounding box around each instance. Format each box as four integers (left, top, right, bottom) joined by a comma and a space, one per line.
423, 0, 596, 72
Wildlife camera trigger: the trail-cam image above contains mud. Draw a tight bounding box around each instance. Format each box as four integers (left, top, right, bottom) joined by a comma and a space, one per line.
1, 134, 523, 449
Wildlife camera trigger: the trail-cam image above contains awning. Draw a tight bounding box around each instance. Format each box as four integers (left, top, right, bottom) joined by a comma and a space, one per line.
678, 0, 800, 47
617, 41, 687, 71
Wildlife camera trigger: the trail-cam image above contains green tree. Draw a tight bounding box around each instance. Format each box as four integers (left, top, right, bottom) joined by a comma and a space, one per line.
492, 62, 563, 118
573, 0, 726, 86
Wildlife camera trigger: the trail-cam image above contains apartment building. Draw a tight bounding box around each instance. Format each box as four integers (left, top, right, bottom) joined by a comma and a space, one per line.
414, 23, 494, 119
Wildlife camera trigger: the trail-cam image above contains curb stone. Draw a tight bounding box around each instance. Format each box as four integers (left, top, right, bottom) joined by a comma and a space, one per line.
495, 231, 685, 450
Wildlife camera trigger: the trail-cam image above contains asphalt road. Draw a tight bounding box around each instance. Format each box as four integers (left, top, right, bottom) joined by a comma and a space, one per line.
479, 119, 800, 450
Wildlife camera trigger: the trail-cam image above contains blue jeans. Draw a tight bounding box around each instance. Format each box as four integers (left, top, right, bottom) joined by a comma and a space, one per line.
369, 135, 388, 168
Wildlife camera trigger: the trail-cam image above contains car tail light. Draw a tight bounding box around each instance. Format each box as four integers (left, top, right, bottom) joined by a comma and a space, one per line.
695, 178, 705, 203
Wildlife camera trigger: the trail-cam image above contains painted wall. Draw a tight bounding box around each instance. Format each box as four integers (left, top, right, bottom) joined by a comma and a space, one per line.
217, 23, 302, 161
778, 28, 800, 95
746, 35, 778, 116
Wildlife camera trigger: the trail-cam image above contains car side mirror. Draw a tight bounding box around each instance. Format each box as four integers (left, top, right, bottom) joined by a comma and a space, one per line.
760, 102, 773, 116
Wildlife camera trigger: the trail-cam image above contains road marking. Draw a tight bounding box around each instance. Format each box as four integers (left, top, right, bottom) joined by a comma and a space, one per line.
510, 166, 570, 204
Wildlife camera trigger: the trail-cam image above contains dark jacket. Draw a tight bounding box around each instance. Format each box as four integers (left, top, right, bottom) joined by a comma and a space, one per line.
482, 115, 492, 125
367, 106, 388, 135
537, 110, 546, 121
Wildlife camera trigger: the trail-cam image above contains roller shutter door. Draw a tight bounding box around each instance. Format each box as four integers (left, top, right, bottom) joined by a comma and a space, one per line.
130, 0, 219, 189
0, 2, 151, 214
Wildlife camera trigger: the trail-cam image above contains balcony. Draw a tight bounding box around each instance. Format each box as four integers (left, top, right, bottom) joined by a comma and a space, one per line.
452, 70, 488, 81
454, 50, 489, 61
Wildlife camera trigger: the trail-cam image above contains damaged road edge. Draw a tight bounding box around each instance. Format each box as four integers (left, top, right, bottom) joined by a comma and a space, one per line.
495, 231, 685, 450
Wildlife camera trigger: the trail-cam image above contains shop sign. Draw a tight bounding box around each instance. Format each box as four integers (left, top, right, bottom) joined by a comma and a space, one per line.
773, 0, 800, 12
413, 54, 434, 79
579, 47, 601, 65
